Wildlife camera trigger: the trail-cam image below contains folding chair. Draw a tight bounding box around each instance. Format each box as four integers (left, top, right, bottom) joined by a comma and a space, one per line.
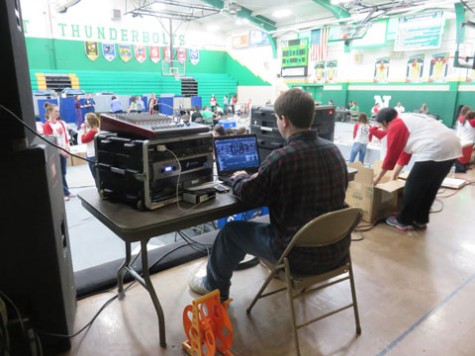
246, 207, 363, 355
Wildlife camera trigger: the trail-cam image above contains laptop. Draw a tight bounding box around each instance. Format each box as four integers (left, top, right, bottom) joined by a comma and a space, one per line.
214, 134, 261, 186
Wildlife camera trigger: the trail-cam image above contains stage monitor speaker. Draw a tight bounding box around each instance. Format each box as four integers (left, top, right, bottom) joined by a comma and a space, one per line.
313, 105, 336, 142
0, 137, 76, 354
0, 0, 37, 152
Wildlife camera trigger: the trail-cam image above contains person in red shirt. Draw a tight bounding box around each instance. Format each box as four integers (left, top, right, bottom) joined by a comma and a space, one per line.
80, 113, 100, 181
373, 108, 461, 231
455, 109, 475, 173
43, 103, 75, 201
371, 102, 380, 117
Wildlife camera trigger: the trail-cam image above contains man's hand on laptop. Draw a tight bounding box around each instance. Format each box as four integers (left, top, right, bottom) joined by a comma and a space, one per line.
231, 170, 248, 179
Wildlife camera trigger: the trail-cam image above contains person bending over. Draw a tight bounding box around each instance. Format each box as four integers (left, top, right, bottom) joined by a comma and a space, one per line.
189, 88, 349, 301
373, 108, 461, 231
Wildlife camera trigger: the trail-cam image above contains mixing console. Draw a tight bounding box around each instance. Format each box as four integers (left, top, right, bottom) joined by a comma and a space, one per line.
100, 113, 210, 138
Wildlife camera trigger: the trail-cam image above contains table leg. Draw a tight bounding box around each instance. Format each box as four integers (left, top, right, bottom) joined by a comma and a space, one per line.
140, 240, 167, 347
117, 242, 132, 300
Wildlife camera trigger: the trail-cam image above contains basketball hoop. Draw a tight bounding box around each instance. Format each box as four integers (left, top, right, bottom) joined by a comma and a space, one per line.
173, 73, 180, 81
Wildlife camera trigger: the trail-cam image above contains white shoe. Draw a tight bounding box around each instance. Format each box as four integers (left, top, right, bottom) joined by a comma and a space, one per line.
188, 266, 210, 296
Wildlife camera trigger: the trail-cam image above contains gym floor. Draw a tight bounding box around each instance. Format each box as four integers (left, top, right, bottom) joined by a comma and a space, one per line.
63, 123, 475, 356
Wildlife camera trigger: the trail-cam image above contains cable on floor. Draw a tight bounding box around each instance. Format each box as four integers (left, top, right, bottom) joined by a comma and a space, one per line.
38, 243, 189, 342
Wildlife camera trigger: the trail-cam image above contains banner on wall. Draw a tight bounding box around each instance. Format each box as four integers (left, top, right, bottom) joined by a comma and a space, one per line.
467, 69, 475, 82
249, 30, 270, 47
232, 34, 250, 49
119, 44, 132, 62
149, 46, 161, 63
135, 45, 146, 63
177, 47, 187, 64
102, 43, 116, 62
189, 48, 200, 65
313, 61, 325, 84
406, 54, 424, 82
429, 53, 449, 82
325, 60, 337, 83
395, 11, 444, 51
373, 57, 390, 83
164, 46, 171, 61
85, 41, 99, 61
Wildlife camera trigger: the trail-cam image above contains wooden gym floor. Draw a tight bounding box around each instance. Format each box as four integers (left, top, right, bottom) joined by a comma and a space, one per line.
64, 169, 475, 356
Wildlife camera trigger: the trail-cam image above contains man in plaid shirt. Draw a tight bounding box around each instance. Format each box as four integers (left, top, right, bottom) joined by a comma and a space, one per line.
189, 88, 349, 301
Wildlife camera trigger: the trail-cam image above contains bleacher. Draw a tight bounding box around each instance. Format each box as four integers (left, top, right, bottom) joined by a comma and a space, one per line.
193, 73, 237, 108
29, 70, 238, 106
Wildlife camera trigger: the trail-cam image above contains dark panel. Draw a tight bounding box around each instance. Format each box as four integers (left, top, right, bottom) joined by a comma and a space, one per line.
0, 138, 76, 354
0, 0, 36, 152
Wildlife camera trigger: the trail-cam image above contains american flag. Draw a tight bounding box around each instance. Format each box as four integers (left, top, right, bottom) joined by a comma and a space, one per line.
310, 27, 329, 62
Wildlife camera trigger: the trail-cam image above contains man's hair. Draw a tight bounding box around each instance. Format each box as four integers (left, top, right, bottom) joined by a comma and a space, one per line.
376, 107, 398, 124
273, 88, 315, 128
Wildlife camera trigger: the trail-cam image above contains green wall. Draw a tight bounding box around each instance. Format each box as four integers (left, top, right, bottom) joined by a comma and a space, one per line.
291, 80, 475, 127
25, 37, 270, 99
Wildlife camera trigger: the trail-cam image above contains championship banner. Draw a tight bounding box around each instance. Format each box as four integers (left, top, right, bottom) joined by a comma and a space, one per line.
135, 45, 146, 63
313, 61, 325, 84
373, 57, 390, 83
189, 48, 200, 65
85, 41, 99, 61
150, 46, 160, 63
177, 47, 186, 64
325, 60, 337, 83
164, 46, 171, 61
102, 42, 116, 62
406, 54, 424, 82
429, 53, 449, 82
119, 44, 132, 62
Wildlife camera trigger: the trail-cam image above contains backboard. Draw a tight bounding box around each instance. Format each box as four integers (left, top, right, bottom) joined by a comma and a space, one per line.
162, 59, 186, 78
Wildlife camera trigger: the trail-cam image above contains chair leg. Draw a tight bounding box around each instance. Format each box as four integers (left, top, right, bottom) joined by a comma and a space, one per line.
284, 259, 300, 356
246, 269, 277, 314
348, 262, 361, 334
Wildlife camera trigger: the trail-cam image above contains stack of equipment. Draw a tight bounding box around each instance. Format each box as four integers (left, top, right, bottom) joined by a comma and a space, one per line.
96, 114, 213, 210
250, 105, 336, 160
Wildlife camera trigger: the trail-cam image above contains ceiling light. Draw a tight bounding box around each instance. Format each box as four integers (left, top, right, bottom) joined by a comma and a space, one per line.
272, 9, 292, 19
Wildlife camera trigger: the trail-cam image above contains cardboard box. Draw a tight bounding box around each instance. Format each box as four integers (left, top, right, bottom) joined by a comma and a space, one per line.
70, 144, 88, 166
71, 151, 87, 166
345, 161, 405, 223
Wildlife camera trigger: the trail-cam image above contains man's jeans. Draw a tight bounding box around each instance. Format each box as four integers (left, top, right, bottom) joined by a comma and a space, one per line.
205, 221, 277, 299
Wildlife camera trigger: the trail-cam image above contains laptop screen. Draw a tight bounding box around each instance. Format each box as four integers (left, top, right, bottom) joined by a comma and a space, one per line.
214, 134, 261, 176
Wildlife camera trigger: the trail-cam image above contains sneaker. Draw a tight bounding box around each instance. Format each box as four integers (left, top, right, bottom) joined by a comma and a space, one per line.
386, 216, 414, 231
188, 276, 212, 296
188, 267, 229, 302
64, 196, 70, 202
413, 221, 427, 230
67, 193, 77, 198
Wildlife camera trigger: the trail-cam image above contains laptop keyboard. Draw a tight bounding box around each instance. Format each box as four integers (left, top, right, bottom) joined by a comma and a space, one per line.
219, 176, 235, 187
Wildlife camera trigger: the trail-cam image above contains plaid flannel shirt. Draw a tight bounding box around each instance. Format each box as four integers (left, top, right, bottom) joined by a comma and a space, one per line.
232, 131, 349, 273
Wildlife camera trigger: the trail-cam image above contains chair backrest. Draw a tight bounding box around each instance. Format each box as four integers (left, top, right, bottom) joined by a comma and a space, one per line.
280, 208, 363, 259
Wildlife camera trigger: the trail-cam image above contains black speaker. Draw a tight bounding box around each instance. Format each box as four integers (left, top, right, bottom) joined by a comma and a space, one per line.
0, 0, 36, 152
0, 138, 76, 354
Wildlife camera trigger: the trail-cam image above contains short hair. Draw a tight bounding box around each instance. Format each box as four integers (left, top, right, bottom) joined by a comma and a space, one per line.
213, 125, 225, 136
376, 107, 398, 124
273, 88, 315, 128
